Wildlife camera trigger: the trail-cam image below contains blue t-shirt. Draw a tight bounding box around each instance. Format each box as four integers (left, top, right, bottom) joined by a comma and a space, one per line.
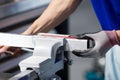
91, 0, 120, 30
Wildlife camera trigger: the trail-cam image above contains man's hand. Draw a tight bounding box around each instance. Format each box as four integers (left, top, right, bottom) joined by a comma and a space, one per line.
72, 30, 120, 57
0, 46, 22, 56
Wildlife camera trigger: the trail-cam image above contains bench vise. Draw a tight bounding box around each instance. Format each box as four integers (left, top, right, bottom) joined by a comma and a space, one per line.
0, 33, 87, 80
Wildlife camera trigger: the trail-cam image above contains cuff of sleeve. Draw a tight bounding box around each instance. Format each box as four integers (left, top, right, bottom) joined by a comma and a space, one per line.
106, 30, 120, 46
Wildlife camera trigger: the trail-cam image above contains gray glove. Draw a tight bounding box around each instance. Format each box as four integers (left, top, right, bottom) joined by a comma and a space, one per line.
72, 30, 120, 57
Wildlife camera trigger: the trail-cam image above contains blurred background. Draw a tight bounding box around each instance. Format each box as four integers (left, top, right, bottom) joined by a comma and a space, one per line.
0, 0, 105, 80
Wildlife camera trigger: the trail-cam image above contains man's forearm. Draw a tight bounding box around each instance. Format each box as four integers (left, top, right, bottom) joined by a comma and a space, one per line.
23, 0, 82, 35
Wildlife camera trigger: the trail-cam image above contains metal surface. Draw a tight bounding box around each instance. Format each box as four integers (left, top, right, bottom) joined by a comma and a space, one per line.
0, 0, 13, 5
9, 70, 39, 80
0, 52, 32, 72
0, 0, 50, 19
0, 0, 50, 31
0, 33, 34, 48
0, 73, 14, 80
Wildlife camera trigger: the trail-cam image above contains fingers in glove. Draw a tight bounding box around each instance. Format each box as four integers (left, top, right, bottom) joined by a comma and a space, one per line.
77, 33, 91, 39
72, 49, 92, 57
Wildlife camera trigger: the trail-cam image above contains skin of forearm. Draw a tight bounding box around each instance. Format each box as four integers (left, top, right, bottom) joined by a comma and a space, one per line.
23, 0, 82, 35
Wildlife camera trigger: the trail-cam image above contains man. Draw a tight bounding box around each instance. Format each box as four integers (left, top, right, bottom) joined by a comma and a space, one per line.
0, 0, 120, 79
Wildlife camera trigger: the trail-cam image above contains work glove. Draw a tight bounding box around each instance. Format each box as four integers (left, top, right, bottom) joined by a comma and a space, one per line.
72, 30, 120, 57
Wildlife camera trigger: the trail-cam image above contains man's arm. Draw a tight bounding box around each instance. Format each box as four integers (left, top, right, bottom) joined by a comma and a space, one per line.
72, 30, 120, 57
0, 0, 82, 55
23, 0, 82, 35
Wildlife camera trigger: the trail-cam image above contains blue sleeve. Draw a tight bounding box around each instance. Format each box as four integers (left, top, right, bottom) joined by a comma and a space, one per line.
91, 0, 120, 30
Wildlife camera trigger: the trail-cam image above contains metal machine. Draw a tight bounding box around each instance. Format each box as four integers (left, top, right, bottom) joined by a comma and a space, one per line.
0, 33, 87, 80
